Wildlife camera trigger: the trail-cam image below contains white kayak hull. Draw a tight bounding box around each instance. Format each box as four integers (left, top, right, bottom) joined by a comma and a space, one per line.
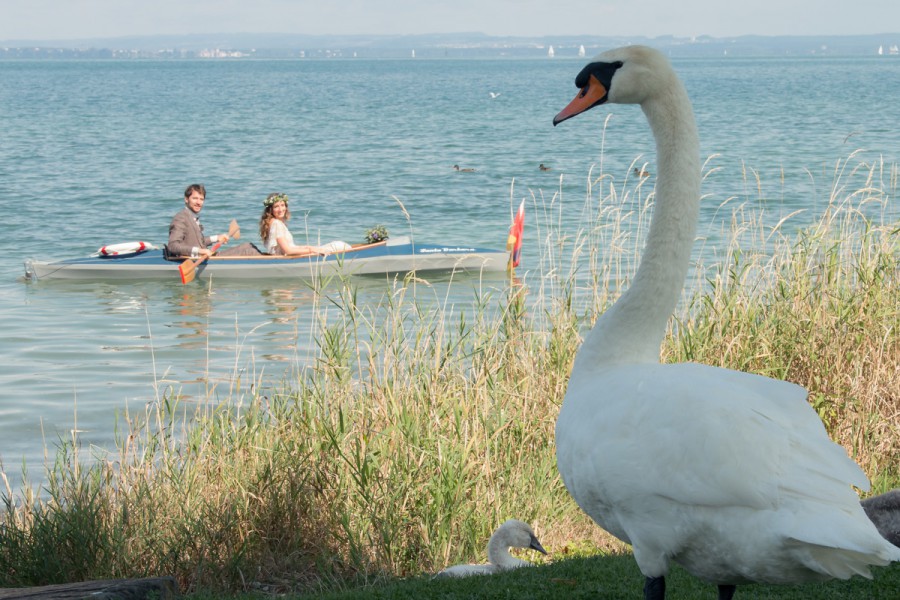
25, 239, 510, 282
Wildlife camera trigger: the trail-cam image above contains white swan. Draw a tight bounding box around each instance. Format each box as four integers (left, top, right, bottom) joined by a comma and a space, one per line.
862, 490, 900, 548
552, 45, 900, 600
435, 519, 547, 578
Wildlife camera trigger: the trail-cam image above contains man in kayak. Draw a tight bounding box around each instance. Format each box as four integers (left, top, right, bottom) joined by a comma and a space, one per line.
165, 183, 260, 259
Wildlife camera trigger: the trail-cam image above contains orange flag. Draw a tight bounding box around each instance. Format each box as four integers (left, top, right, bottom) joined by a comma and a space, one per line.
507, 199, 525, 269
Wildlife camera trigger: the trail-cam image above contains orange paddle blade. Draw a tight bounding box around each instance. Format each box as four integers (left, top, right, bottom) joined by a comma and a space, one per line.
179, 259, 198, 284
176, 220, 239, 285
178, 240, 222, 284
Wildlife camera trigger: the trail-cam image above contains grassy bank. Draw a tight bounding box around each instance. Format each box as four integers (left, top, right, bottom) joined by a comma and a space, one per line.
1, 155, 898, 598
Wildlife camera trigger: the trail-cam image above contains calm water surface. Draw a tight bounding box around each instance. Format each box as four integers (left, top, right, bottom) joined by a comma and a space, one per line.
1, 55, 898, 490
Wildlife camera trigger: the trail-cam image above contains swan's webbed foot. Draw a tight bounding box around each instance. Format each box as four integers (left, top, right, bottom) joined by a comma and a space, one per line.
718, 584, 736, 600
643, 576, 665, 599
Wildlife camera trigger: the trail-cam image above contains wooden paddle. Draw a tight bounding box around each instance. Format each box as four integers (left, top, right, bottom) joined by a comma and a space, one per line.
178, 219, 240, 284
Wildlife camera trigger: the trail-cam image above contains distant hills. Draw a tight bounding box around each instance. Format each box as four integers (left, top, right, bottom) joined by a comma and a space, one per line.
1, 32, 898, 59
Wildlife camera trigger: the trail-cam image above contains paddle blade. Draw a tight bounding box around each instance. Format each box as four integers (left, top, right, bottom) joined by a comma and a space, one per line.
177, 225, 234, 285
179, 259, 197, 284
178, 244, 218, 284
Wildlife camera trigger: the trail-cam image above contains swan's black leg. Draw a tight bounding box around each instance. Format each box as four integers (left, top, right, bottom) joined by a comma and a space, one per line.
643, 576, 665, 599
717, 584, 737, 600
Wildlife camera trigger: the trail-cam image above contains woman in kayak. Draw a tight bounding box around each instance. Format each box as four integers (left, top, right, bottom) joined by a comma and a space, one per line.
258, 193, 326, 256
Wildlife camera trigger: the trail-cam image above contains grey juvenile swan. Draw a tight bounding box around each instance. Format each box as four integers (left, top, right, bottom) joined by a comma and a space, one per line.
435, 519, 547, 578
552, 45, 900, 600
862, 489, 900, 548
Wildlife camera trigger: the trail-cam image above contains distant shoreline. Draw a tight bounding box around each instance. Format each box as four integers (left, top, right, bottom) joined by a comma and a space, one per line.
2, 32, 899, 59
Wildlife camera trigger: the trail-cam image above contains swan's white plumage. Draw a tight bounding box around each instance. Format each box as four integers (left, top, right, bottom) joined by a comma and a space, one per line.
435, 519, 546, 578
554, 45, 900, 591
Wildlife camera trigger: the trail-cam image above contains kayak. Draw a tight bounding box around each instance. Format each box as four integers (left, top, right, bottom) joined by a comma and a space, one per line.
24, 237, 511, 282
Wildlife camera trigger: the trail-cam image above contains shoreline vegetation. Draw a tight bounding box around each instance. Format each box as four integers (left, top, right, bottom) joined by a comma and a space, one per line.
2, 153, 899, 598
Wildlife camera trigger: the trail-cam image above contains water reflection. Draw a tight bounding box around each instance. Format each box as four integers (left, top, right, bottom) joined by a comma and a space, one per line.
262, 287, 300, 322
259, 287, 312, 363
165, 283, 214, 351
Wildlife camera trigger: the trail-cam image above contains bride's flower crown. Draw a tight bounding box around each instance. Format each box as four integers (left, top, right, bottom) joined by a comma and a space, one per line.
264, 193, 289, 207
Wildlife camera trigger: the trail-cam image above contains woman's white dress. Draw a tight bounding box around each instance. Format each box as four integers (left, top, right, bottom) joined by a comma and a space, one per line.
266, 220, 292, 255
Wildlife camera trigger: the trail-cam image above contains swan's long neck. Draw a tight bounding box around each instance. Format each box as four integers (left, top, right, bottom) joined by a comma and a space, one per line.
487, 534, 527, 568
578, 79, 700, 368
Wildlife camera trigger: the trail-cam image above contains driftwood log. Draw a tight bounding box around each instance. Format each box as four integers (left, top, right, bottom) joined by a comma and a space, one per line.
0, 576, 177, 599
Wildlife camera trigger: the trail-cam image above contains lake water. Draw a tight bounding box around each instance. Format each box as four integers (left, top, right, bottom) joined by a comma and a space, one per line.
1, 54, 898, 491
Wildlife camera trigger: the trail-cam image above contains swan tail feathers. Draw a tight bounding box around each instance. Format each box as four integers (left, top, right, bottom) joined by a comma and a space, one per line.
786, 512, 900, 579
791, 543, 891, 580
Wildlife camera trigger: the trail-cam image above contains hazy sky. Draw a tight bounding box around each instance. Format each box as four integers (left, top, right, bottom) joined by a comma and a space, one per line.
1, 0, 898, 41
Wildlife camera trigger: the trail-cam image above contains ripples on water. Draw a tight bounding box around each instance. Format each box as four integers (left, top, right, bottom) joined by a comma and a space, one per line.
0, 55, 898, 489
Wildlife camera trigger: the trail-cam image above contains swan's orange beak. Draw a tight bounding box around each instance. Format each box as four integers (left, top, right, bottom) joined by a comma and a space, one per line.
553, 74, 609, 126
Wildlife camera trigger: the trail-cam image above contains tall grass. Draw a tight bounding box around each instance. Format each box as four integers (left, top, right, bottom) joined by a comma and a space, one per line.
1, 153, 898, 596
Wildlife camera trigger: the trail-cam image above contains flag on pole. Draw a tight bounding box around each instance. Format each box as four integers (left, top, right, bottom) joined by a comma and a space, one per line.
506, 199, 525, 269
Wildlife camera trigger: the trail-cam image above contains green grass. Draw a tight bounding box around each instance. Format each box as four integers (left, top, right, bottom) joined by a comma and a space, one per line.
1, 153, 899, 599
285, 557, 900, 600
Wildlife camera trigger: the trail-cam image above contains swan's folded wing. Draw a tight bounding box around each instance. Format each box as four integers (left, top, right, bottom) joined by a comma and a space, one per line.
558, 362, 869, 512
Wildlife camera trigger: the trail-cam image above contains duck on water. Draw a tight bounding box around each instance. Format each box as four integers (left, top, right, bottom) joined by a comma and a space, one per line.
552, 45, 900, 600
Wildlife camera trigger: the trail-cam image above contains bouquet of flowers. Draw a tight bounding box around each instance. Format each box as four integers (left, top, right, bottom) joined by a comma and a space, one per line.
364, 225, 389, 244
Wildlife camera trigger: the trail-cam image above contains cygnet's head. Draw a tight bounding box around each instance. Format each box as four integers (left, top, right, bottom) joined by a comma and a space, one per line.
496, 519, 547, 554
